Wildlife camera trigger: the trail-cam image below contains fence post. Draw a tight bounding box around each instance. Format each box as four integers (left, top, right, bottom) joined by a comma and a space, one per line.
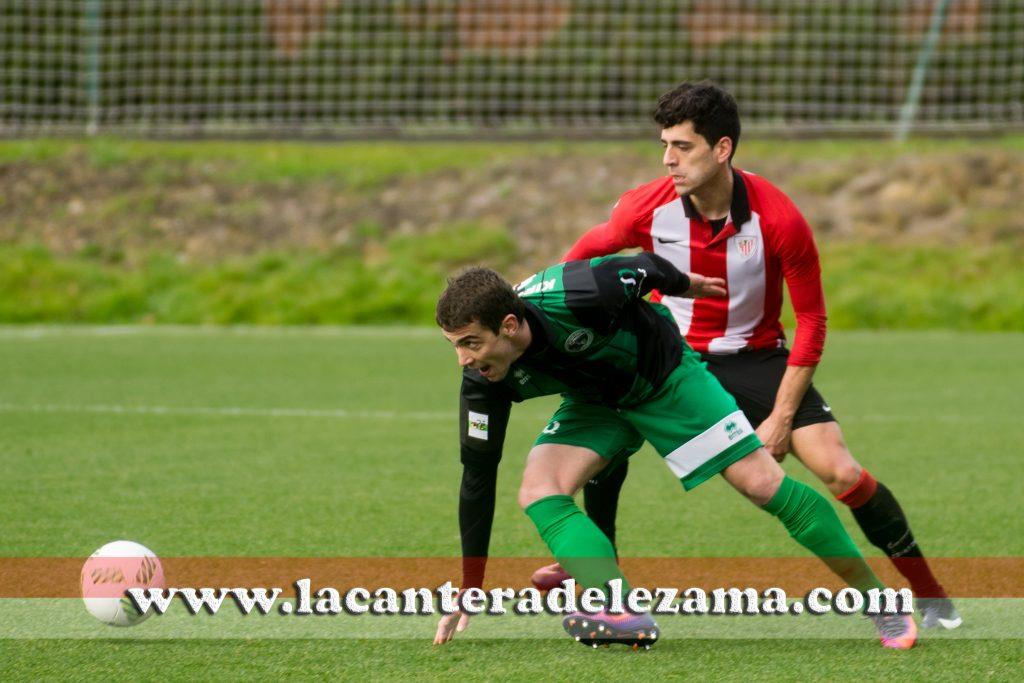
894, 0, 952, 142
85, 0, 102, 136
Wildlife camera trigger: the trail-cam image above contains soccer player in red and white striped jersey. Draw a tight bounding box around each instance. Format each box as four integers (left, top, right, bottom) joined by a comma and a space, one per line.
565, 152, 824, 363
533, 82, 960, 630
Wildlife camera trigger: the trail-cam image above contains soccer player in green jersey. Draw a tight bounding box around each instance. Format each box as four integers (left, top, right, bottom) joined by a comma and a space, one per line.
433, 253, 917, 650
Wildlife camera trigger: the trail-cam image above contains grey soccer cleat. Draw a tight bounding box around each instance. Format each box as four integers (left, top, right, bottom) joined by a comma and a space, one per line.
917, 597, 963, 629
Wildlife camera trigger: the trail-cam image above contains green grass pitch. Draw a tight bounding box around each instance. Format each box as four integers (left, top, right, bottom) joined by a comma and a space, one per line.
1, 326, 1022, 680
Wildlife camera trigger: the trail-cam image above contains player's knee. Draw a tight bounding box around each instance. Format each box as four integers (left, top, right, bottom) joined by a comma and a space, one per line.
725, 448, 785, 507
827, 462, 863, 496
743, 468, 785, 506
517, 483, 551, 510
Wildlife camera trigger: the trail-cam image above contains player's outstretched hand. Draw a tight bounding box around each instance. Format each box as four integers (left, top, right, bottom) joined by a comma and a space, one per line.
433, 610, 471, 645
684, 273, 727, 298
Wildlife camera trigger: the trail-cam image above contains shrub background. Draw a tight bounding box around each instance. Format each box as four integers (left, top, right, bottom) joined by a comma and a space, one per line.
1, 138, 1021, 330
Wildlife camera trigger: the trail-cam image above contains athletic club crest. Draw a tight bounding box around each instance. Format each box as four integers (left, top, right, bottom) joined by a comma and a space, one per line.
564, 328, 594, 353
736, 236, 759, 261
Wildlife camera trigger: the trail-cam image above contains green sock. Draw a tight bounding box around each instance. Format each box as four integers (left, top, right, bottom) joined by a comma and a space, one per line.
524, 494, 629, 596
763, 476, 884, 593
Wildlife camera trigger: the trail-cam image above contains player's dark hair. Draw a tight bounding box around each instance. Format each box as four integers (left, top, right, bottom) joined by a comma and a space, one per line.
653, 82, 740, 161
436, 267, 525, 334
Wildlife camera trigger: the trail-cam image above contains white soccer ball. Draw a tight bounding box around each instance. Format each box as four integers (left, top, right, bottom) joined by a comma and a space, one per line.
81, 540, 165, 627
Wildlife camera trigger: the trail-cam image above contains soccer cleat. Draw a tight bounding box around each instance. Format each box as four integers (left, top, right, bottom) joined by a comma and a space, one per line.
531, 562, 572, 591
562, 610, 659, 650
871, 613, 918, 650
917, 597, 963, 629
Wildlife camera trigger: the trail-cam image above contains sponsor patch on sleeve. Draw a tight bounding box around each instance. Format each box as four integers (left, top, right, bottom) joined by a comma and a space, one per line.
467, 411, 489, 440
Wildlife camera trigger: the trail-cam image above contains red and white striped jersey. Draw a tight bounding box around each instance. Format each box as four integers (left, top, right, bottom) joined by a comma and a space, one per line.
564, 169, 827, 366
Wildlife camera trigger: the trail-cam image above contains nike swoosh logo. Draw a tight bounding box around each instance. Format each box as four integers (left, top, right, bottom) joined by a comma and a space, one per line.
656, 237, 685, 244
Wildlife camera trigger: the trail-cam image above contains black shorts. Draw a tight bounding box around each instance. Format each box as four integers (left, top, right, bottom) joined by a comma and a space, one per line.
700, 348, 837, 430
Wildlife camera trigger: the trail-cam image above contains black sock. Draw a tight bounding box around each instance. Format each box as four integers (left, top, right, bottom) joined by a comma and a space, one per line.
850, 481, 946, 598
583, 461, 628, 555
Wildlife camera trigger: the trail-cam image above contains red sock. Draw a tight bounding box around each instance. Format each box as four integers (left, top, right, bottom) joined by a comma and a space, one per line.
836, 469, 877, 509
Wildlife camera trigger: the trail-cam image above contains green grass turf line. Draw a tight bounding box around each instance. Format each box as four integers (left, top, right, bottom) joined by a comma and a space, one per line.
1, 137, 1020, 185
2, 639, 1023, 681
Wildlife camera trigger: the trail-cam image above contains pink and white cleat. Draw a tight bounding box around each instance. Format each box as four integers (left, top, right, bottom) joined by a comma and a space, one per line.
530, 562, 572, 591
563, 610, 659, 650
872, 613, 918, 650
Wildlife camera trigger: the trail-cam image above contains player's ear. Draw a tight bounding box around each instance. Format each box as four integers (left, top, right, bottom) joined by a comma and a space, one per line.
500, 313, 519, 337
714, 136, 733, 164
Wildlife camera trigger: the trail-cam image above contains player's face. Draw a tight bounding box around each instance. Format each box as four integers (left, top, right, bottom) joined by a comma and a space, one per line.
660, 122, 731, 196
442, 316, 520, 382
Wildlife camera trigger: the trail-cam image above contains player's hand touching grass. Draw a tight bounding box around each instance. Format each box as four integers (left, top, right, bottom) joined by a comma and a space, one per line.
433, 610, 471, 645
684, 273, 727, 298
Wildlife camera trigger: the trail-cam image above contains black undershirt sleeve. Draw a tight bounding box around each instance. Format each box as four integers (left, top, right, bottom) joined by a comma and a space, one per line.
458, 369, 513, 589
588, 252, 692, 308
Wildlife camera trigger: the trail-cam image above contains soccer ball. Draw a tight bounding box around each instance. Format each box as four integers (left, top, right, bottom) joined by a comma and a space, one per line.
81, 540, 165, 627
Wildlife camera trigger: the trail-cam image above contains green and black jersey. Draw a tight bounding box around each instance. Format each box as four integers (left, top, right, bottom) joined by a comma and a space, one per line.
457, 253, 695, 587
501, 254, 689, 406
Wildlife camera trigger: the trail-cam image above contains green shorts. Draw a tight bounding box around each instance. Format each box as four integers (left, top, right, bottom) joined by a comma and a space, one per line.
533, 354, 762, 490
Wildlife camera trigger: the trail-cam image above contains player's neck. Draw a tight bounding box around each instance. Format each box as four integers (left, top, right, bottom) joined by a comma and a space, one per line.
688, 165, 733, 221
